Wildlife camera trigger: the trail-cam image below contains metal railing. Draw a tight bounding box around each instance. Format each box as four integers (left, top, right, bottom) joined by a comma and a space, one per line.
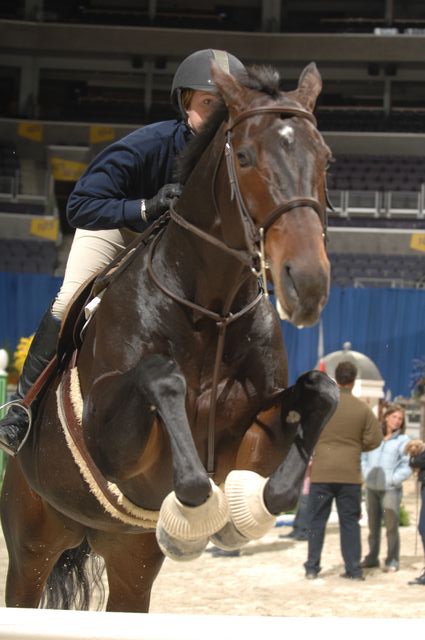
0, 170, 55, 214
329, 185, 425, 219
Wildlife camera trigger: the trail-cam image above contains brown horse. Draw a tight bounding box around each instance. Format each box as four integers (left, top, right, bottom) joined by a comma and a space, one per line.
1, 62, 338, 612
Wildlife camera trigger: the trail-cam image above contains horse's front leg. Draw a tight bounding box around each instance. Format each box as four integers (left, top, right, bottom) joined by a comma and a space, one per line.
212, 371, 338, 550
136, 354, 229, 560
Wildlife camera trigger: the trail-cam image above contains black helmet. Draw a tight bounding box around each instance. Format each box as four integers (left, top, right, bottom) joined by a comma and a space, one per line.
171, 49, 246, 117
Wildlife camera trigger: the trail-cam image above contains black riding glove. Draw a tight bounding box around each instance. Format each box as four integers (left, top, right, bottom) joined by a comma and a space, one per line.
142, 183, 183, 223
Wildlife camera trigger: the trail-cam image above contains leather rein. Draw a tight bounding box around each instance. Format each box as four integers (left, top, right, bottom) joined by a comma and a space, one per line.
148, 103, 327, 474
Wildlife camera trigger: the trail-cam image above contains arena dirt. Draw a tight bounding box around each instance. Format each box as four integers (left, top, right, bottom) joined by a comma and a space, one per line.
1, 477, 424, 617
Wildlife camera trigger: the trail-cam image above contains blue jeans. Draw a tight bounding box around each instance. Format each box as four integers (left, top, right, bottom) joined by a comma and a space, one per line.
364, 487, 402, 568
304, 482, 362, 577
293, 493, 310, 536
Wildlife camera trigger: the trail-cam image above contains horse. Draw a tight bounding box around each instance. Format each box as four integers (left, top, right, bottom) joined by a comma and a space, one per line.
1, 61, 338, 612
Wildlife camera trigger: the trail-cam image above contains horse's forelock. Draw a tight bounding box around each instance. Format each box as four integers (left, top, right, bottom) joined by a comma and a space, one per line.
177, 65, 282, 184
243, 65, 281, 98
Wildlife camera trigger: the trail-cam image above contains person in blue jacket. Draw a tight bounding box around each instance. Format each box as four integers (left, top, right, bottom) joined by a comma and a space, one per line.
0, 49, 246, 456
361, 403, 411, 572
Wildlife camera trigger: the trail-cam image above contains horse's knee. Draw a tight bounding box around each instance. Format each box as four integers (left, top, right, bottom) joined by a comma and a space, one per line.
174, 473, 211, 507
264, 481, 299, 515
295, 370, 339, 408
280, 371, 338, 438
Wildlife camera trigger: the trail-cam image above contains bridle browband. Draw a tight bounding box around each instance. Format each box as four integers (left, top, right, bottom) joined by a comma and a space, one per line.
149, 103, 328, 474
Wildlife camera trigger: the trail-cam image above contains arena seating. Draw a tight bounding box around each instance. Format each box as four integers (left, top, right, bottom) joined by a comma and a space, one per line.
330, 252, 425, 288
0, 238, 58, 274
317, 108, 425, 133
3, 2, 260, 32
328, 154, 425, 192
328, 216, 425, 229
0, 142, 19, 181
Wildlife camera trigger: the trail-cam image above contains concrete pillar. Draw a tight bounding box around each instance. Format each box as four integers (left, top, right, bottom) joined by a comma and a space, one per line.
18, 57, 39, 119
261, 0, 281, 33
148, 0, 157, 22
383, 77, 392, 117
24, 0, 44, 21
385, 0, 394, 26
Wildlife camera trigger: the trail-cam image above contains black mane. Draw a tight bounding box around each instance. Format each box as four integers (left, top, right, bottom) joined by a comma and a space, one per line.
177, 65, 282, 184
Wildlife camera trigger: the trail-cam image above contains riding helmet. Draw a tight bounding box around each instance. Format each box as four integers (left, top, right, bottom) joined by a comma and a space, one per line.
171, 49, 246, 117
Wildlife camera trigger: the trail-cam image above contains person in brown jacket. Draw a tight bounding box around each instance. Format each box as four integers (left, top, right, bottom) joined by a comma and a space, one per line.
304, 361, 382, 581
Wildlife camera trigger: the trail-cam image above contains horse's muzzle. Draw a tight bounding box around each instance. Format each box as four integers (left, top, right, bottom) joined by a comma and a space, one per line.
275, 262, 330, 327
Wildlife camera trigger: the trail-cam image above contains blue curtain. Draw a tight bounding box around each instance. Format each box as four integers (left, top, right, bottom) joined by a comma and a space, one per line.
282, 287, 425, 399
1, 273, 424, 399
0, 272, 62, 353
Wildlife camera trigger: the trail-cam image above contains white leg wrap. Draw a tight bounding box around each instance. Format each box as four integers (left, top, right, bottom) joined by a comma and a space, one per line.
156, 479, 229, 543
223, 470, 276, 540
210, 519, 250, 551
156, 528, 209, 562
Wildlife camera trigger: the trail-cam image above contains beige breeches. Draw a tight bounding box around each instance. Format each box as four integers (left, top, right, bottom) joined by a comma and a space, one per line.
51, 227, 137, 319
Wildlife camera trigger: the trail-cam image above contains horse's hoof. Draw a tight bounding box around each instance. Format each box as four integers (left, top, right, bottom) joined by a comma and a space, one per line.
209, 519, 250, 551
156, 479, 229, 542
156, 527, 208, 562
224, 470, 276, 539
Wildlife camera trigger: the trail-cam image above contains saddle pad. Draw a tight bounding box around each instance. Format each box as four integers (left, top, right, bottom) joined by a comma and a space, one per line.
56, 359, 158, 529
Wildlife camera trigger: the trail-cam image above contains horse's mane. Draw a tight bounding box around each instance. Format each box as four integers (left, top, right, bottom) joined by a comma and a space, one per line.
178, 65, 281, 183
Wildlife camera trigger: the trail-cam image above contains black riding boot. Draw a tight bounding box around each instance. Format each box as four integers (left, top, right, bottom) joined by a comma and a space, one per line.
0, 309, 61, 456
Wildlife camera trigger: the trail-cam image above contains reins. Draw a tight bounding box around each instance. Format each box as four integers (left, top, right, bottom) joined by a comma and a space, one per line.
148, 103, 327, 474
147, 227, 263, 475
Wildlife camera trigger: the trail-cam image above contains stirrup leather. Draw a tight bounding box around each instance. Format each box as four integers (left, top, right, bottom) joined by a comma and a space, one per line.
0, 399, 32, 454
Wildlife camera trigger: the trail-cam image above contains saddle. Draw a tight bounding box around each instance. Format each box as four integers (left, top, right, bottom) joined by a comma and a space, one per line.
24, 214, 170, 409
59, 214, 169, 365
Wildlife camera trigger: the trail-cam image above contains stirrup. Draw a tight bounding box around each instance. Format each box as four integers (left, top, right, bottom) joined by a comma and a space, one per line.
0, 399, 32, 454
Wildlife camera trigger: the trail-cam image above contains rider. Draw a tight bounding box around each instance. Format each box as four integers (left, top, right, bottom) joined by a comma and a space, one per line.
0, 49, 246, 456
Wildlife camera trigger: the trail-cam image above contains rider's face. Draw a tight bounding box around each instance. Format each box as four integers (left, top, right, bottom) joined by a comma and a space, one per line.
186, 90, 220, 132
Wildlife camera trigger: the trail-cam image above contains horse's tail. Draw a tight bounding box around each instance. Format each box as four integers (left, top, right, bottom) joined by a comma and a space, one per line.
40, 538, 106, 610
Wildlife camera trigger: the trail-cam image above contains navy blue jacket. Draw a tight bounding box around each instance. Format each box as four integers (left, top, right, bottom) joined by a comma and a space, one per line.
67, 119, 192, 232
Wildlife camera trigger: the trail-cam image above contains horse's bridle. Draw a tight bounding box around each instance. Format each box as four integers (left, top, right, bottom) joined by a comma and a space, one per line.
170, 103, 329, 292
152, 104, 328, 474
223, 105, 328, 265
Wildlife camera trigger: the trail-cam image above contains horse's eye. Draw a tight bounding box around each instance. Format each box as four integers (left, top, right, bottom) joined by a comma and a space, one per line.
236, 148, 254, 168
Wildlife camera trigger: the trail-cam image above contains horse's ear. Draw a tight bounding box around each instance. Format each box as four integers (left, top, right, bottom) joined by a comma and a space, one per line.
211, 62, 245, 110
297, 62, 322, 112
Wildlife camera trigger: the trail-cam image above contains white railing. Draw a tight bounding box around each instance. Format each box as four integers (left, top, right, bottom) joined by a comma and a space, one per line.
329, 185, 425, 219
0, 608, 419, 640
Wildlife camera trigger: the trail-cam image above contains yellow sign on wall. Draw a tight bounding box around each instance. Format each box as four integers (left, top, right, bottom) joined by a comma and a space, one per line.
50, 157, 88, 181
410, 233, 425, 253
30, 218, 59, 241
17, 122, 43, 142
89, 125, 115, 145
